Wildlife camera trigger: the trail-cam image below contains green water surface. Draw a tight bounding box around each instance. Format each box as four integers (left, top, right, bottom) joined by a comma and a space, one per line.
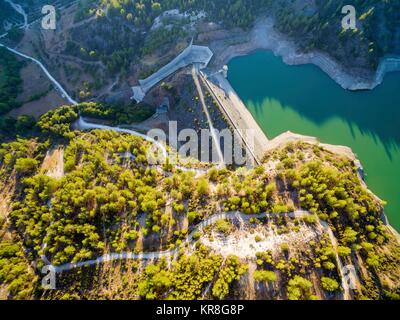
228, 51, 400, 230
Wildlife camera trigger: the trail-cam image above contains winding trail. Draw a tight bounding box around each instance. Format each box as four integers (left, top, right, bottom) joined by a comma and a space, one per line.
5, 0, 28, 29
45, 210, 309, 273
43, 208, 353, 299
0, 44, 78, 105
76, 117, 167, 161
0, 0, 77, 105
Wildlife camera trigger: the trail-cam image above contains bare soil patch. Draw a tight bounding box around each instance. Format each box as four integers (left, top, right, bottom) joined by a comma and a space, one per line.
41, 147, 65, 179
8, 90, 66, 118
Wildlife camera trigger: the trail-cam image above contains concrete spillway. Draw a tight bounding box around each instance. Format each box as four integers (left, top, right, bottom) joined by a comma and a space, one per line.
376, 57, 400, 85
132, 42, 213, 102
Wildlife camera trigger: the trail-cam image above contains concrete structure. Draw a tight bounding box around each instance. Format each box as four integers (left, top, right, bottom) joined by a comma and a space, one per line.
131, 41, 213, 102
156, 97, 170, 114
201, 72, 269, 165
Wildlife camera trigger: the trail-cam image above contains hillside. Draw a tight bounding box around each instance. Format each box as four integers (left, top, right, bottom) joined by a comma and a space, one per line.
2, 0, 398, 108
0, 105, 399, 300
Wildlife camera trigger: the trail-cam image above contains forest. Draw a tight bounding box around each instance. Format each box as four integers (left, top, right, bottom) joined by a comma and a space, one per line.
0, 105, 398, 299
99, 0, 273, 29
66, 0, 274, 75
274, 0, 400, 69
0, 0, 399, 299
0, 47, 24, 115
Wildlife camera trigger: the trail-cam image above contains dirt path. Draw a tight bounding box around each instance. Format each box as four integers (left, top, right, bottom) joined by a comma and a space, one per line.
5, 0, 27, 29
44, 211, 309, 273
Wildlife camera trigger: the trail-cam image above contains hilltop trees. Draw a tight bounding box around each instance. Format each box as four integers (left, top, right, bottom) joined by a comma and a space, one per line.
0, 47, 23, 115
8, 128, 160, 265
37, 106, 78, 138
291, 159, 384, 246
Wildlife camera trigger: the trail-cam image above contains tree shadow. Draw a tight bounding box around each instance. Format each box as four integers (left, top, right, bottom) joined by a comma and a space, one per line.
228, 51, 400, 160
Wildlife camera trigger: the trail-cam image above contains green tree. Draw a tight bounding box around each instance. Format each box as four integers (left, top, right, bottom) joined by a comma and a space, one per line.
287, 276, 316, 300
253, 270, 277, 283
14, 158, 38, 174
321, 277, 340, 292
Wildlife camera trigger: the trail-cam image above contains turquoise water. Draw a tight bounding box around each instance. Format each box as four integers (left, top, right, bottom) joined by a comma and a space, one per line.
228, 51, 400, 230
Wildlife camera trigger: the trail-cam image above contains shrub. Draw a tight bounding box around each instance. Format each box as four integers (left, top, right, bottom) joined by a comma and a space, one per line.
253, 270, 277, 283
337, 246, 351, 257
14, 158, 38, 174
287, 276, 316, 300
321, 277, 340, 292
215, 219, 232, 235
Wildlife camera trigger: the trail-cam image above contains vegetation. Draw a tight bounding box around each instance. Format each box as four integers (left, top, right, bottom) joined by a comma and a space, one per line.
0, 47, 24, 115
321, 276, 340, 292
79, 101, 154, 124
100, 0, 273, 30
0, 107, 398, 300
212, 255, 248, 300
0, 240, 37, 299
0, 115, 37, 141
253, 270, 277, 283
274, 0, 400, 70
137, 244, 246, 300
287, 276, 317, 300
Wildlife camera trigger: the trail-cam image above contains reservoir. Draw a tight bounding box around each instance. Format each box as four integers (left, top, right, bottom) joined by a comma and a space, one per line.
228, 50, 400, 231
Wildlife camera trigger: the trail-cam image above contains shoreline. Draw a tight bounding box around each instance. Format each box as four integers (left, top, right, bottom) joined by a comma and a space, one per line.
209, 17, 400, 91
203, 17, 400, 236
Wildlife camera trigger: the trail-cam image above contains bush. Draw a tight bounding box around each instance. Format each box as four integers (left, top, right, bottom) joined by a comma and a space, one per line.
253, 270, 277, 283
287, 276, 316, 300
321, 277, 340, 292
14, 158, 38, 174
215, 219, 232, 235
337, 246, 351, 257
196, 178, 210, 197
